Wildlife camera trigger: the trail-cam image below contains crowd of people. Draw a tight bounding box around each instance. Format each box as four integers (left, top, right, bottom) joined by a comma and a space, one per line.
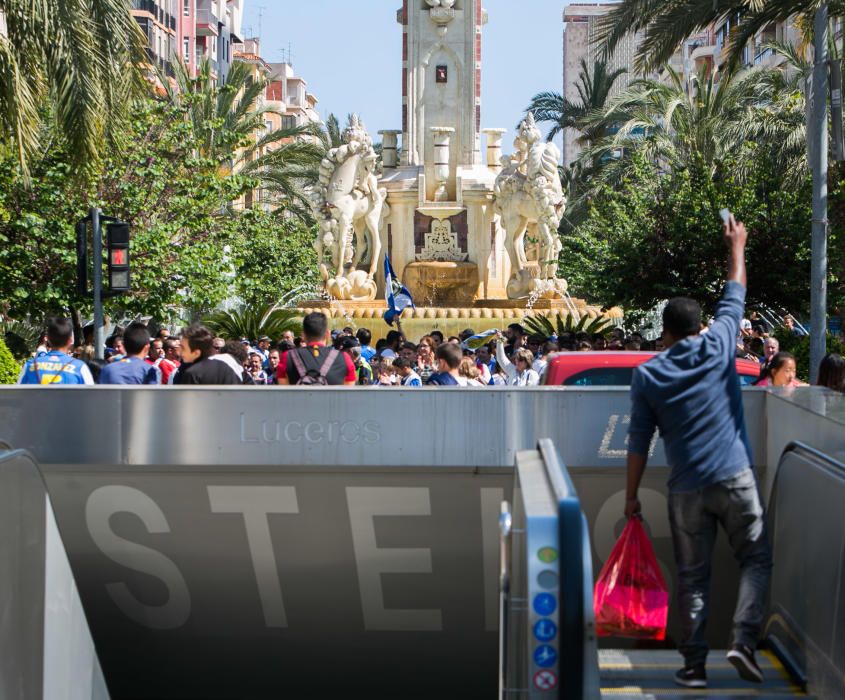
15, 309, 845, 391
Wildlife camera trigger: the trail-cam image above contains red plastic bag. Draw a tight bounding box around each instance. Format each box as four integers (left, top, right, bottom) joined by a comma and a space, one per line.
593, 517, 668, 640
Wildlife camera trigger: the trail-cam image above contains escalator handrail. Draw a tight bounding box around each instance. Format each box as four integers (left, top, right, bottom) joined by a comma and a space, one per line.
0, 445, 50, 492
775, 441, 845, 486
765, 441, 845, 692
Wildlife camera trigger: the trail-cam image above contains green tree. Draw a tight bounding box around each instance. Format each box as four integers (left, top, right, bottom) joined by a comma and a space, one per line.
166, 58, 324, 221
562, 152, 814, 315
325, 113, 343, 148
0, 95, 324, 325
227, 208, 319, 308
0, 338, 20, 384
526, 59, 626, 153
0, 0, 146, 175
579, 65, 788, 188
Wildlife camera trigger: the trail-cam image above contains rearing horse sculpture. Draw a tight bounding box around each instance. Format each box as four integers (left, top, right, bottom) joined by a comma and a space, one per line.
313, 115, 388, 301
494, 113, 567, 299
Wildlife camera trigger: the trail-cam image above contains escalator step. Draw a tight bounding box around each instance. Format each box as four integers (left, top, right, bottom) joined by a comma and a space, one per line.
600, 650, 808, 698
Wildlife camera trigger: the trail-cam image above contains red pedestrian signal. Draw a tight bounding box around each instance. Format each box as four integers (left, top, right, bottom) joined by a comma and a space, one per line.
106, 222, 130, 292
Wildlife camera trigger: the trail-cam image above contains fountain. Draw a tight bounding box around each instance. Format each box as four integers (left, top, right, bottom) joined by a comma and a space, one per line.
299, 1, 622, 339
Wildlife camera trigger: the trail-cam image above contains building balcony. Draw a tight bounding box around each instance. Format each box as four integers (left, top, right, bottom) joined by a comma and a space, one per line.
196, 7, 219, 35
690, 44, 717, 62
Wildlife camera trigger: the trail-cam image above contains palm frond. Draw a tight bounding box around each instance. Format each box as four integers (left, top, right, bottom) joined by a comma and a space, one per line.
204, 304, 303, 341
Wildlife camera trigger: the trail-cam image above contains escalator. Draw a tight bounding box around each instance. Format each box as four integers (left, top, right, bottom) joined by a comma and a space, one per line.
500, 440, 843, 699
599, 649, 806, 698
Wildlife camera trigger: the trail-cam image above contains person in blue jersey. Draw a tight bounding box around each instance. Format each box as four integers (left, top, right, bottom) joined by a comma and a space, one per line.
393, 357, 421, 386
624, 215, 772, 690
18, 317, 94, 385
98, 322, 159, 385
425, 343, 467, 386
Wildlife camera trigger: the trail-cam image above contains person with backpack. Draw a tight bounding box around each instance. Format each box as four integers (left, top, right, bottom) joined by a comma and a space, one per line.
277, 312, 356, 386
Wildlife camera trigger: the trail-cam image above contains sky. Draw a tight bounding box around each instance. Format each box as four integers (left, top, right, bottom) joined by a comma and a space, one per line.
241, 1, 594, 147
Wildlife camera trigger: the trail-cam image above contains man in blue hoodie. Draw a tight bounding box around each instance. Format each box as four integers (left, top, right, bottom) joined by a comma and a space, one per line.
625, 215, 772, 690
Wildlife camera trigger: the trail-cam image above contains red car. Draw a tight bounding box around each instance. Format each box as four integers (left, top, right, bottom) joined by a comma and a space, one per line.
542, 351, 763, 387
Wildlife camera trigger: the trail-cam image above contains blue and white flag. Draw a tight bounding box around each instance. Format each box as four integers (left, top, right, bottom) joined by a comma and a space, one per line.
383, 254, 415, 326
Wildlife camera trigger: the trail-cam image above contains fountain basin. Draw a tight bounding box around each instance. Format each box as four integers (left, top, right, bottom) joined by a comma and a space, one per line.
403, 261, 479, 307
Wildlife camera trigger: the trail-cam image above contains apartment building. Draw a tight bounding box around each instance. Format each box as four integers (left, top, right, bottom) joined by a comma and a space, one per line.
714, 15, 802, 73
133, 0, 243, 83
267, 62, 321, 130
232, 38, 323, 210
658, 15, 803, 87
131, 0, 178, 78
562, 3, 644, 165
190, 0, 243, 82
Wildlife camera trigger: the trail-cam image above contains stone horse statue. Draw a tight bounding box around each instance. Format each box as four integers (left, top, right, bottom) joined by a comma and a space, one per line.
493, 113, 567, 299
313, 115, 388, 301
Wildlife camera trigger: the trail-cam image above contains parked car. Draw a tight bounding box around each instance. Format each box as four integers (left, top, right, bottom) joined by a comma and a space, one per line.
542, 351, 762, 387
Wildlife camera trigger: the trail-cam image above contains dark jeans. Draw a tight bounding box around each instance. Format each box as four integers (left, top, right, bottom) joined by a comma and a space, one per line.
668, 468, 773, 667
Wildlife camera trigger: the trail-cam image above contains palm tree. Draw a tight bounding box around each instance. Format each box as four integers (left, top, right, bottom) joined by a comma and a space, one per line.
578, 64, 791, 188
0, 0, 146, 175
165, 58, 324, 220
165, 59, 270, 162
239, 130, 325, 221
204, 303, 302, 341
325, 113, 343, 148
598, 0, 845, 74
526, 59, 627, 149
729, 40, 811, 184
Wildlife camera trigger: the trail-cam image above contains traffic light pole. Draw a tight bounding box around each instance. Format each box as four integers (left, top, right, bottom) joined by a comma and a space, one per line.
90, 206, 105, 360
810, 4, 829, 384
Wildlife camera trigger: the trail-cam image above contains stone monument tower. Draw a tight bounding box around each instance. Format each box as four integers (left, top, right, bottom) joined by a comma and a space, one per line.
379, 0, 511, 305
301, 2, 619, 338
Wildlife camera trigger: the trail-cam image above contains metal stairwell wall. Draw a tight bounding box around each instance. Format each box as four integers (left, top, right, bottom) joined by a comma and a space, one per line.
0, 448, 109, 700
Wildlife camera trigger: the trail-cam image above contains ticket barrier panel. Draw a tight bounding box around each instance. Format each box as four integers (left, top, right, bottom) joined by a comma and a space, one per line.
500, 439, 600, 699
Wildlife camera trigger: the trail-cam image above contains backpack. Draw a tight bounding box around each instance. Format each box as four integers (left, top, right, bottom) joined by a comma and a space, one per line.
289, 347, 341, 386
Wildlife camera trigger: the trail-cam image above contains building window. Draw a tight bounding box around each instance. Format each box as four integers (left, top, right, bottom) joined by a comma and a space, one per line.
183, 0, 189, 16
183, 37, 190, 61
282, 115, 297, 130
436, 65, 448, 83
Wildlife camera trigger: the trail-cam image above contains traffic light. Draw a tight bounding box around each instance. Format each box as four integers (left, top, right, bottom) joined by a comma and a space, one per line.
106, 221, 130, 292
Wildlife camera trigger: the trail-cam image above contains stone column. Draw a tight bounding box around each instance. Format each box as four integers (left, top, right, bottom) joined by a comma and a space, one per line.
430, 126, 455, 202
482, 128, 507, 171
379, 130, 402, 169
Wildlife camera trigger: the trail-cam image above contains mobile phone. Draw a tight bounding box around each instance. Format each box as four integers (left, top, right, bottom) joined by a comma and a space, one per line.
719, 208, 732, 225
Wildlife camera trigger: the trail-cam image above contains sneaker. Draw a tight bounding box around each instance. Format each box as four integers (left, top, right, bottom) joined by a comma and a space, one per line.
674, 665, 707, 688
727, 644, 764, 683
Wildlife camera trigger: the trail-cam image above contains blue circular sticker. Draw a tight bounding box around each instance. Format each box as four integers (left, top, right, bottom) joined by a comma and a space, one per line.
533, 592, 557, 616
533, 644, 558, 668
533, 618, 557, 642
